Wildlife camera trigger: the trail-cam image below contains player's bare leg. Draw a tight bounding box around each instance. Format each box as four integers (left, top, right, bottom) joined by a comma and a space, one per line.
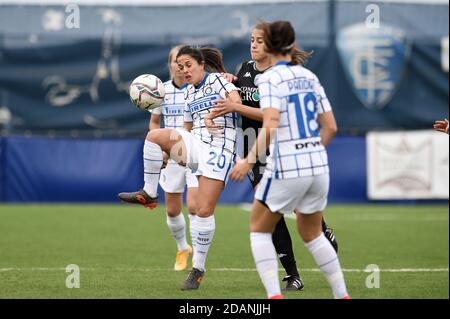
181, 176, 222, 290
296, 211, 349, 299
118, 128, 187, 209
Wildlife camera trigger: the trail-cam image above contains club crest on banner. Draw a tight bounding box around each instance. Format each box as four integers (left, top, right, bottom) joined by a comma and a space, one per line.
337, 23, 411, 110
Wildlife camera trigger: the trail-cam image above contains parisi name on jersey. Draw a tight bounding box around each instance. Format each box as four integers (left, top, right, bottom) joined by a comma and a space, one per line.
184, 72, 240, 154
256, 62, 332, 179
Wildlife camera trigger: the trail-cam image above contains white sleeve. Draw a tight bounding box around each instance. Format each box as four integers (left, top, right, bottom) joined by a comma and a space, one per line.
314, 75, 332, 113
257, 74, 281, 110
211, 73, 238, 99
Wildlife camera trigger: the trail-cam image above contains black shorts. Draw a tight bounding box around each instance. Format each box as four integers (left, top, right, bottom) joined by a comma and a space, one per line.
247, 161, 266, 189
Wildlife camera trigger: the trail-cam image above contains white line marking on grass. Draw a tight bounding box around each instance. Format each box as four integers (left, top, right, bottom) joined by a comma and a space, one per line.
1, 267, 448, 273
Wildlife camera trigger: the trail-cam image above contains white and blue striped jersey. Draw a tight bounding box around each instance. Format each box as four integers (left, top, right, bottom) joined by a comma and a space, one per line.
256, 61, 332, 179
184, 72, 239, 154
152, 80, 188, 129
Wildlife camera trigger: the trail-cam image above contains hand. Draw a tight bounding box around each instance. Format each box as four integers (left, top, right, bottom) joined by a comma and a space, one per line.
221, 72, 238, 83
204, 113, 224, 136
229, 157, 253, 182
433, 119, 449, 134
212, 98, 237, 117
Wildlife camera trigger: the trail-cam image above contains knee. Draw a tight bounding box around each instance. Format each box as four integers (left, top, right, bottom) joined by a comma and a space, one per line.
298, 229, 322, 243
166, 210, 181, 218
197, 205, 214, 218
166, 204, 182, 217
187, 202, 197, 215
147, 130, 159, 143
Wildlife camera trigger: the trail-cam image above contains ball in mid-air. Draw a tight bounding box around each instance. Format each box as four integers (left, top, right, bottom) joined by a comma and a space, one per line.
129, 74, 165, 111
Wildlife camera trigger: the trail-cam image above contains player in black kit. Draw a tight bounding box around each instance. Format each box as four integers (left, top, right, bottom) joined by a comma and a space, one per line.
209, 22, 338, 291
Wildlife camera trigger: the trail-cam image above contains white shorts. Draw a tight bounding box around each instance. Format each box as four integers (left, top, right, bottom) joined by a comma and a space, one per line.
176, 128, 235, 184
255, 174, 329, 214
159, 162, 199, 193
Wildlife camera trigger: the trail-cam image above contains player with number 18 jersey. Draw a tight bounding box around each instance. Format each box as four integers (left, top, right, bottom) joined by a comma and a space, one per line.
255, 61, 332, 214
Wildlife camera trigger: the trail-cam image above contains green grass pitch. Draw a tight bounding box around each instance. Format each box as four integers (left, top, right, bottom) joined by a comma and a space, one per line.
0, 204, 448, 299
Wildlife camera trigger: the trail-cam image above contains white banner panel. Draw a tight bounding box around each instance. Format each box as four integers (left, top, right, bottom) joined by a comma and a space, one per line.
367, 130, 449, 199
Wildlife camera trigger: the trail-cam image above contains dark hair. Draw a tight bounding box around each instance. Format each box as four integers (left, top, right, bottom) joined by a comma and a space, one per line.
176, 46, 227, 73
262, 20, 312, 65
254, 20, 270, 32
292, 48, 313, 66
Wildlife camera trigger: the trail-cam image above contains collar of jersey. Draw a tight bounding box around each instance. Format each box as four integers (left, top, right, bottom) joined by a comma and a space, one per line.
194, 72, 209, 89
172, 80, 188, 90
275, 61, 290, 66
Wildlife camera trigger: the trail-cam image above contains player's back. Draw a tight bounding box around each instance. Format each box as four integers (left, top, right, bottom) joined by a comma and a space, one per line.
257, 62, 332, 179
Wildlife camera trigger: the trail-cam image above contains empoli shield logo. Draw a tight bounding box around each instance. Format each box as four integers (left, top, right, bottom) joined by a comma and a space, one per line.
337, 23, 411, 110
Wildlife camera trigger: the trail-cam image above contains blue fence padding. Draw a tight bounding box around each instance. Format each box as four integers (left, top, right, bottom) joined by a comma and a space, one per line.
0, 135, 370, 204
222, 178, 254, 204
0, 137, 4, 202
327, 136, 367, 203
3, 136, 144, 203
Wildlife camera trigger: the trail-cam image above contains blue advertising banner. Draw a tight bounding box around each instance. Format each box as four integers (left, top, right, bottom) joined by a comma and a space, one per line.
0, 135, 367, 203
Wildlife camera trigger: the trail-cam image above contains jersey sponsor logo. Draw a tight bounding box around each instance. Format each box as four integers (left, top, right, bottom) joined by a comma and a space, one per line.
189, 95, 219, 114
164, 105, 184, 115
243, 72, 252, 77
240, 86, 260, 102
295, 140, 321, 150
337, 23, 411, 110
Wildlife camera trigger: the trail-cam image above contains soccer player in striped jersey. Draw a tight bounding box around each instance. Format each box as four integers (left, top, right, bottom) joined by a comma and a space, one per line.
208, 22, 338, 291
120, 45, 241, 291
119, 46, 198, 272
230, 21, 350, 299
150, 46, 199, 271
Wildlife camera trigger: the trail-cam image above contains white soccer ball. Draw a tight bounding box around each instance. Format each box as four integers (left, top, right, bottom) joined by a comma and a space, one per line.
129, 74, 165, 111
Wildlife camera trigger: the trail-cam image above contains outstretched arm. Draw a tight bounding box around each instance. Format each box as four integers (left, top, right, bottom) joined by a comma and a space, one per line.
212, 99, 263, 122
229, 108, 279, 182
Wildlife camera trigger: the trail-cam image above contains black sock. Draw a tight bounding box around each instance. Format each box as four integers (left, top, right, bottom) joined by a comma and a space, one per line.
322, 217, 328, 232
322, 217, 338, 253
272, 217, 299, 278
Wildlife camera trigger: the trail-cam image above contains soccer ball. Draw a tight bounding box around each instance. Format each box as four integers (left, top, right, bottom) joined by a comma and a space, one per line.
129, 74, 165, 111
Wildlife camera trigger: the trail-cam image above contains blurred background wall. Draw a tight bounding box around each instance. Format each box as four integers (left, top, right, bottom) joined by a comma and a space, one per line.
0, 0, 448, 203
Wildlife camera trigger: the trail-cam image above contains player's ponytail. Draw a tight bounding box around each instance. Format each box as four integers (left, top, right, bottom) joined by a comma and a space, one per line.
291, 48, 313, 66
176, 45, 227, 73
200, 48, 227, 73
262, 20, 312, 66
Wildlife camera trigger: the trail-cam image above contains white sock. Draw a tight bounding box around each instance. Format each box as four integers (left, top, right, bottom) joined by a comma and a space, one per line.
143, 140, 163, 197
250, 232, 281, 298
305, 233, 348, 299
166, 213, 189, 251
188, 214, 197, 249
190, 215, 215, 272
